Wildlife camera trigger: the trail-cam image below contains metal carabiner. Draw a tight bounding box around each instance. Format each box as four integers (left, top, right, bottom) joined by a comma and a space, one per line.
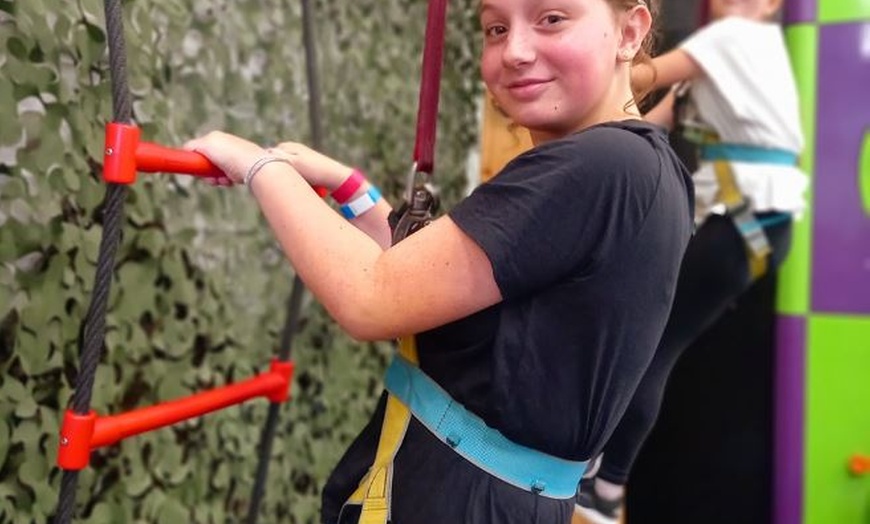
389, 162, 440, 245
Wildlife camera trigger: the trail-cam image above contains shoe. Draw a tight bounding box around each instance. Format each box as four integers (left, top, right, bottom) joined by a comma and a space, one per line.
574, 477, 621, 524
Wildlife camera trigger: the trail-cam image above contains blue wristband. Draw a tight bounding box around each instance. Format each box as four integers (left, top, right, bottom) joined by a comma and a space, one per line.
340, 186, 382, 219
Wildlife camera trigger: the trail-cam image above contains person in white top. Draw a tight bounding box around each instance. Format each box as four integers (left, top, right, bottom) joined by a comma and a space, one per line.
575, 0, 807, 522
670, 12, 807, 222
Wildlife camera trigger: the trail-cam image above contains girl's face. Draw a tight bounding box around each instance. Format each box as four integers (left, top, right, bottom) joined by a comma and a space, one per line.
480, 0, 630, 142
709, 0, 781, 21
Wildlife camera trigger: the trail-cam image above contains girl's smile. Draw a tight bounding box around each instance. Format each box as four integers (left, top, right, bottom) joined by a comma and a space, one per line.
505, 77, 554, 100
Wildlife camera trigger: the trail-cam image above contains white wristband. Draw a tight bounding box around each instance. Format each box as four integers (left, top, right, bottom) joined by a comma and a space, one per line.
244, 156, 292, 188
339, 187, 382, 219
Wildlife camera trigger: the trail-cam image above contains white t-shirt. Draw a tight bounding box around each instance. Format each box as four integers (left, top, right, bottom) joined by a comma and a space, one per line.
680, 16, 808, 222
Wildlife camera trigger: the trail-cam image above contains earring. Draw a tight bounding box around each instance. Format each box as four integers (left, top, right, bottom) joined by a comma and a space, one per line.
620, 51, 633, 62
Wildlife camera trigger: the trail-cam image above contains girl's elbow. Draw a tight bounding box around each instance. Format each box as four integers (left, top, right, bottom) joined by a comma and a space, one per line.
331, 303, 397, 342
340, 320, 385, 342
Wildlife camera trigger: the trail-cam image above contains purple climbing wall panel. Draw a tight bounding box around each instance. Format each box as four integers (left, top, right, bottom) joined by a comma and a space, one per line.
812, 23, 870, 314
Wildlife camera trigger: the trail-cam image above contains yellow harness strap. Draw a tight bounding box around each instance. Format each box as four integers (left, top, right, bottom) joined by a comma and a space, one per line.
686, 127, 771, 281
712, 160, 771, 280
346, 336, 419, 524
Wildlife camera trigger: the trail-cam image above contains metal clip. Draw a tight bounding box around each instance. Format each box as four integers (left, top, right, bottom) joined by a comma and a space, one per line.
389, 162, 440, 246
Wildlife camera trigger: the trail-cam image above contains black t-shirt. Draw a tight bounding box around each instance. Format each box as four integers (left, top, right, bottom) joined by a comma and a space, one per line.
322, 120, 694, 523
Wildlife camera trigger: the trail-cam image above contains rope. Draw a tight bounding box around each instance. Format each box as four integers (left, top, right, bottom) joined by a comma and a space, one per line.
71, 185, 128, 411
412, 0, 448, 174
54, 0, 131, 522
301, 0, 324, 154
103, 0, 133, 123
246, 0, 323, 519
246, 280, 306, 523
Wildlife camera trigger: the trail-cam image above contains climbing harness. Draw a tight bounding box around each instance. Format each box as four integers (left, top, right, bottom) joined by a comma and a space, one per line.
346, 2, 587, 522
384, 354, 587, 498
674, 84, 797, 281
702, 138, 797, 280
346, 1, 447, 520
346, 337, 589, 524
702, 142, 798, 279
345, 338, 421, 524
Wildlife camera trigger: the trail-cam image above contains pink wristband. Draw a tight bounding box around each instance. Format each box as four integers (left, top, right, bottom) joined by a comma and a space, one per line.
331, 169, 366, 204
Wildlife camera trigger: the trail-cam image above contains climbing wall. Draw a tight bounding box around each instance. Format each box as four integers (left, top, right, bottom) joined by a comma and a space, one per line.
776, 2, 870, 523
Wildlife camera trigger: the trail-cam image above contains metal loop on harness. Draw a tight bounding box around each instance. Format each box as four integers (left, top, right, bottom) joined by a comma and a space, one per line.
388, 162, 440, 246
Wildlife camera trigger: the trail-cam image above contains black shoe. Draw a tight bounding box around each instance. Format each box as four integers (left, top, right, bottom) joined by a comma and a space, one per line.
574, 478, 621, 524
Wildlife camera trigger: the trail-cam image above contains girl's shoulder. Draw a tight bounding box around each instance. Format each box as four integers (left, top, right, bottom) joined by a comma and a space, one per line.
495, 120, 669, 191
497, 120, 669, 185
561, 120, 667, 171
531, 120, 666, 159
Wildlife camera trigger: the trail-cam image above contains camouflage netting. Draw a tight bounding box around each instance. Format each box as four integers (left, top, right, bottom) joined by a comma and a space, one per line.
0, 0, 481, 521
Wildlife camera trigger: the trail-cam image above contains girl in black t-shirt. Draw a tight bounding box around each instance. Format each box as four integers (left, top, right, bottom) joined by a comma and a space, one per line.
185, 0, 691, 522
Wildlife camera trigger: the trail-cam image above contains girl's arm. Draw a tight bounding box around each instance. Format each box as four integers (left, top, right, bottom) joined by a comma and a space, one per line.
187, 132, 502, 342
632, 48, 703, 93
271, 141, 394, 249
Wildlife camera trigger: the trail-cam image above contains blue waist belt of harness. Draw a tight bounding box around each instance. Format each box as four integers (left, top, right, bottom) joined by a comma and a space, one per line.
700, 143, 798, 166
384, 356, 587, 499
